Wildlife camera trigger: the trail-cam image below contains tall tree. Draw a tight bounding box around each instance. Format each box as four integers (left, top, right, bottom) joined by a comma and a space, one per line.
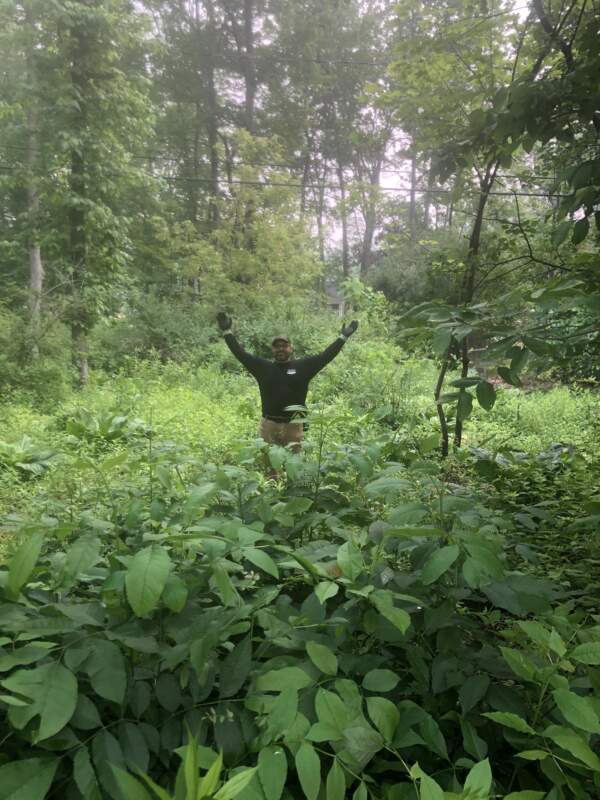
49, 0, 153, 383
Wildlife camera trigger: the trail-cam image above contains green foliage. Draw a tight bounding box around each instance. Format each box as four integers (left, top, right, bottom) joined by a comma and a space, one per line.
0, 307, 71, 404
0, 390, 598, 799
0, 437, 56, 480
63, 407, 150, 446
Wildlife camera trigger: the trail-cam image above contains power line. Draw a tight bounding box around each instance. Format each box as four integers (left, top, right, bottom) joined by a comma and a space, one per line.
0, 163, 568, 198
0, 148, 565, 189
150, 173, 569, 199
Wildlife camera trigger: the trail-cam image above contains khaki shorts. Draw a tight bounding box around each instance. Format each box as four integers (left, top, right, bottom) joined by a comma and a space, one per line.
259, 417, 303, 453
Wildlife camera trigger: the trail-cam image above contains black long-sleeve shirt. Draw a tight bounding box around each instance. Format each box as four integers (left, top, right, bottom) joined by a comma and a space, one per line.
223, 333, 346, 421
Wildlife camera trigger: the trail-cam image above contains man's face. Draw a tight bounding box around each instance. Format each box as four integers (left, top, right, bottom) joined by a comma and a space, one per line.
271, 339, 293, 362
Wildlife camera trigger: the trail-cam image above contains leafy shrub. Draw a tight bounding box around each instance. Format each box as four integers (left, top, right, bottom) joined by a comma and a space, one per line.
1, 434, 599, 799
0, 306, 71, 405
0, 436, 56, 479
89, 292, 217, 371
63, 407, 151, 446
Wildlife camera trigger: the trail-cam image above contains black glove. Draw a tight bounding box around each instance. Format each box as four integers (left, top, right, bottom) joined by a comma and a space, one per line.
217, 312, 232, 332
341, 320, 358, 338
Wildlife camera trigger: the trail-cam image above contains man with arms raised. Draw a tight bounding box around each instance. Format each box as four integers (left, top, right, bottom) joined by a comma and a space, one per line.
217, 312, 358, 451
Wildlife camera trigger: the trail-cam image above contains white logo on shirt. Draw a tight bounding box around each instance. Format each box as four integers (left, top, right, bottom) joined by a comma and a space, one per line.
286, 368, 297, 375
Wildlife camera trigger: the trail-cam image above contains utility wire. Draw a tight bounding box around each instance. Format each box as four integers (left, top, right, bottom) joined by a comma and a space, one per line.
0, 144, 591, 186
0, 163, 568, 198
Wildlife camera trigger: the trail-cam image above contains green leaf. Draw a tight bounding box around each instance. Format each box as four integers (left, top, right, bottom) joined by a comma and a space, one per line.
306, 641, 338, 676
162, 574, 188, 613
71, 695, 102, 730
2, 661, 77, 742
73, 747, 101, 800
353, 782, 368, 800
326, 759, 345, 800
410, 764, 444, 800
314, 581, 339, 604
87, 639, 127, 704
497, 366, 522, 387
464, 758, 492, 796
421, 545, 460, 585
120, 721, 150, 773
459, 674, 490, 714
112, 768, 152, 800
366, 696, 399, 740
342, 726, 384, 769
420, 774, 445, 800
517, 750, 550, 761
432, 327, 452, 355
571, 642, 600, 665
370, 591, 411, 633
214, 767, 258, 800
517, 620, 551, 650
362, 669, 399, 692
7, 532, 44, 598
510, 347, 529, 375
543, 724, 600, 770
504, 793, 545, 800
364, 477, 412, 497
572, 216, 590, 245
336, 542, 363, 581
266, 686, 298, 739
181, 734, 198, 800
295, 742, 321, 800
482, 711, 536, 735
500, 647, 537, 681
551, 220, 571, 247
552, 689, 600, 734
0, 758, 58, 800
314, 688, 347, 737
460, 717, 488, 761
457, 391, 473, 421
418, 715, 448, 760
0, 695, 30, 706
63, 534, 101, 585
212, 564, 239, 607
256, 667, 312, 692
243, 547, 279, 578
515, 750, 549, 761
0, 643, 56, 672
450, 377, 481, 388
476, 381, 496, 411
220, 635, 252, 698
258, 746, 287, 800
136, 771, 171, 800
198, 750, 223, 798
125, 545, 171, 617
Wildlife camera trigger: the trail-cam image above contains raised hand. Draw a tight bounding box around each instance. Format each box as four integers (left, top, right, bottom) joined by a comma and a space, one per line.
341, 319, 359, 338
217, 311, 232, 332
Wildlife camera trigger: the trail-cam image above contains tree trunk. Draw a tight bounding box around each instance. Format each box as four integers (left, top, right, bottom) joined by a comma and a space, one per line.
243, 0, 256, 133
423, 162, 433, 229
336, 161, 350, 277
454, 158, 499, 447
68, 11, 89, 387
434, 347, 451, 458
300, 144, 311, 218
202, 0, 219, 230
314, 165, 327, 264
25, 6, 43, 358
409, 148, 417, 243
359, 160, 381, 280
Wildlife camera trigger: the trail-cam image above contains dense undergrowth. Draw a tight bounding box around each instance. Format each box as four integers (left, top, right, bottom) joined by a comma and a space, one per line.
0, 343, 599, 800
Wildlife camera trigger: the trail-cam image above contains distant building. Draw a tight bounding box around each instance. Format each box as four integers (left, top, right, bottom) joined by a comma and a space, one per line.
325, 284, 346, 317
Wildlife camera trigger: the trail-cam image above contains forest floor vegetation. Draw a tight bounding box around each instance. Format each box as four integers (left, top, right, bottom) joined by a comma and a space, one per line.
0, 343, 599, 799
